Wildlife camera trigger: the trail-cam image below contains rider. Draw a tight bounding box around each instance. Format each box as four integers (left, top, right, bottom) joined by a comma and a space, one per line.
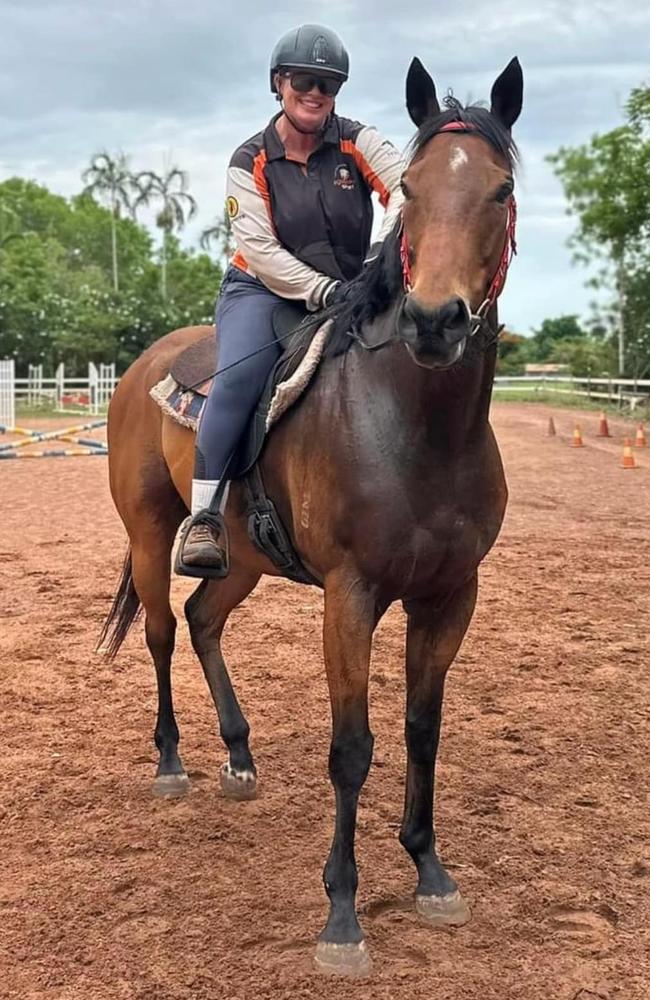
177, 23, 406, 575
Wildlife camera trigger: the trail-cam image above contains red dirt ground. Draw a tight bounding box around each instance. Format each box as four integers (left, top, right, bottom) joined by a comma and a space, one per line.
1, 404, 649, 1000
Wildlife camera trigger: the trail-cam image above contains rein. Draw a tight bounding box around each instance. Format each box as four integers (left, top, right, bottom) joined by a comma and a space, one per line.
399, 120, 517, 337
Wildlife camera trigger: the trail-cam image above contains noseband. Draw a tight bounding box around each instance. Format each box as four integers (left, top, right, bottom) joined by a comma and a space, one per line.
399, 121, 517, 336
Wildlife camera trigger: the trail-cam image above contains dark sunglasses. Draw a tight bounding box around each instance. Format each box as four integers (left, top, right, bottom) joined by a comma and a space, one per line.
283, 71, 342, 98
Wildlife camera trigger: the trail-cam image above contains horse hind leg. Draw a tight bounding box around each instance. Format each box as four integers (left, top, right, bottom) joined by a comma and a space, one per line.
130, 521, 189, 797
184, 566, 261, 800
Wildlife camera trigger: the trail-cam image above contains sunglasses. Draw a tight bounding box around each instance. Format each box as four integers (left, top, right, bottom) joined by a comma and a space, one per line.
283, 72, 343, 98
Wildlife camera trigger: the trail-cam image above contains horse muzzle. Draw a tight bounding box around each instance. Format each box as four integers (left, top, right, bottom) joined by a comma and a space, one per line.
396, 294, 470, 369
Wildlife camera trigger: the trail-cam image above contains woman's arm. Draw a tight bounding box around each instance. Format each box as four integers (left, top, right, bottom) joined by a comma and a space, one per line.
344, 126, 406, 261
227, 164, 337, 312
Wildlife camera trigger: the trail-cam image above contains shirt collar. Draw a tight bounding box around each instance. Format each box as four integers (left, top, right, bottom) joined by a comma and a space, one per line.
264, 112, 340, 161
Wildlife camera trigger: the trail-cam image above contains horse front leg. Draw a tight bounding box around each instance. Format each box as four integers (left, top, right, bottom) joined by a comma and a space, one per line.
314, 570, 377, 978
400, 575, 478, 926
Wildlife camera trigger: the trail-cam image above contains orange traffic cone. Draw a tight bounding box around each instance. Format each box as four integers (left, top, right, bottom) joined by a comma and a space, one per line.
548, 416, 556, 436
635, 424, 646, 448
572, 425, 584, 448
597, 412, 611, 437
622, 438, 637, 469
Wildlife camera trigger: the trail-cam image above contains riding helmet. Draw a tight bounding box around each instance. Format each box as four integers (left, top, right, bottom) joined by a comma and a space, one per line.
270, 24, 350, 92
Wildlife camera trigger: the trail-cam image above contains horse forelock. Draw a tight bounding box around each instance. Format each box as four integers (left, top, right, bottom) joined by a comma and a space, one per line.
410, 96, 519, 171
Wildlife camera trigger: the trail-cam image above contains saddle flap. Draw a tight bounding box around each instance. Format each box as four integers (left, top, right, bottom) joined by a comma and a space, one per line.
170, 331, 217, 394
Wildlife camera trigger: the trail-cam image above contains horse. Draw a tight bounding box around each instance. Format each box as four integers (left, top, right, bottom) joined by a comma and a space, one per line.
100, 56, 523, 975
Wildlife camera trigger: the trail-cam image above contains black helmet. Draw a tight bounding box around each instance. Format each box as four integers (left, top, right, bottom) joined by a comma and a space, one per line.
270, 24, 349, 93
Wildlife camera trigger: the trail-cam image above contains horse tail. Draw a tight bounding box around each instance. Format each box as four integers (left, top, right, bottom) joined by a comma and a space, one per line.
97, 548, 141, 659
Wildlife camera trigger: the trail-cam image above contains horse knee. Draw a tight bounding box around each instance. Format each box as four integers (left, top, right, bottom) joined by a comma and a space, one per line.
329, 729, 374, 791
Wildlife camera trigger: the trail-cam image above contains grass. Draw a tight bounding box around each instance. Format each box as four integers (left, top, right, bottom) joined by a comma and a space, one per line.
492, 387, 650, 420
15, 401, 108, 419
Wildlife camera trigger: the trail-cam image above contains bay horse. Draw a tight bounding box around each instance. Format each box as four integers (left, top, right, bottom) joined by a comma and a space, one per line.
101, 57, 523, 975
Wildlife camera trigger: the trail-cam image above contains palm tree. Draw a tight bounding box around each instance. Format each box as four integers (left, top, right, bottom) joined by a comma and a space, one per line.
81, 152, 134, 292
133, 166, 197, 300
200, 206, 234, 265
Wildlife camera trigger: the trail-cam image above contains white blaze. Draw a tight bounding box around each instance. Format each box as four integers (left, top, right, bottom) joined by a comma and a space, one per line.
449, 146, 469, 172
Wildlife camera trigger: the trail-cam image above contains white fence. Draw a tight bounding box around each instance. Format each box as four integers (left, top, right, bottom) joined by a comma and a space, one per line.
494, 375, 650, 411
1, 361, 118, 419
0, 360, 16, 430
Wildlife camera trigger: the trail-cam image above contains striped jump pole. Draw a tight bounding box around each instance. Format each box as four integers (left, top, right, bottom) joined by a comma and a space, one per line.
58, 434, 108, 450
0, 447, 108, 460
0, 419, 108, 453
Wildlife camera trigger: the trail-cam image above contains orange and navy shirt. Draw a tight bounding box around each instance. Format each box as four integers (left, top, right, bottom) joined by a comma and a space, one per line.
226, 112, 405, 311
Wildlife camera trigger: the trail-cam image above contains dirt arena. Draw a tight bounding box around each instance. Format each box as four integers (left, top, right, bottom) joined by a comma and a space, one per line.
2, 403, 649, 1000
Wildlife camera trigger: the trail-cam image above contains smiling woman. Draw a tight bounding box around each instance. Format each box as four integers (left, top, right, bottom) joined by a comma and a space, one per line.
177, 22, 407, 574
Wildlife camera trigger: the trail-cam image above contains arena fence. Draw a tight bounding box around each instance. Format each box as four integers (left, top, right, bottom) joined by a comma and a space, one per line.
2, 362, 118, 416
494, 375, 650, 410
0, 360, 16, 430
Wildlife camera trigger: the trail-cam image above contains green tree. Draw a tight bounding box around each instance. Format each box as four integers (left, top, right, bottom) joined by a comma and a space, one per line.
81, 152, 136, 292
528, 315, 586, 362
0, 176, 221, 374
549, 85, 650, 375
133, 166, 197, 300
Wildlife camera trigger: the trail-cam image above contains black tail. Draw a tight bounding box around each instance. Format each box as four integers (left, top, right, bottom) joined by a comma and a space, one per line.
97, 548, 141, 659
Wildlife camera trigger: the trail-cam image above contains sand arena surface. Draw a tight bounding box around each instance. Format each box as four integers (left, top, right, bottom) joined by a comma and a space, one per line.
1, 403, 649, 1000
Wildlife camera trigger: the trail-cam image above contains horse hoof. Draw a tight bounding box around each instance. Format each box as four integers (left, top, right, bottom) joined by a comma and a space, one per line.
314, 940, 371, 977
415, 889, 470, 926
220, 761, 257, 801
152, 773, 190, 798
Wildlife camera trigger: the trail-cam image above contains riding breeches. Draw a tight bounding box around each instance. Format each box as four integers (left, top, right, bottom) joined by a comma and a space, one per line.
195, 266, 285, 480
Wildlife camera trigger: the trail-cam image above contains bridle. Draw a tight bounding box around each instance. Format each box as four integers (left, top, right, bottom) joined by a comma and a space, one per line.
399, 120, 517, 337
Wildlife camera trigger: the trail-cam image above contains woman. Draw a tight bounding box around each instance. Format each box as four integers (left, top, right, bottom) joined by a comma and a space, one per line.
178, 23, 406, 575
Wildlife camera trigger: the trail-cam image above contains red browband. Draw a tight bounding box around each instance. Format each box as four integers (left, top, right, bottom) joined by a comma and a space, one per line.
399, 120, 517, 311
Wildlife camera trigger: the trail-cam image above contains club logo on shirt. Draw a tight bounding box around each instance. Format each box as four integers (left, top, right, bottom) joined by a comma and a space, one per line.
334, 164, 355, 190
226, 196, 239, 219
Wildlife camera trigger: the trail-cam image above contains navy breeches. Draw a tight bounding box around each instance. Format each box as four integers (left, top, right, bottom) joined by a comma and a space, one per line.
195, 267, 285, 480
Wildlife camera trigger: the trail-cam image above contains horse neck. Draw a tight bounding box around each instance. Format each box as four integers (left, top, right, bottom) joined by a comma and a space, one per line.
359, 324, 498, 456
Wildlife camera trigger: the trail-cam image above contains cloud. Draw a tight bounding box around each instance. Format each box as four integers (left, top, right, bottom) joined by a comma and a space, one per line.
1, 0, 647, 333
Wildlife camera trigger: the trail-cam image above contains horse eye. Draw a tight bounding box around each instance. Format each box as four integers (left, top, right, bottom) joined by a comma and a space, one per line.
400, 178, 412, 200
495, 180, 514, 203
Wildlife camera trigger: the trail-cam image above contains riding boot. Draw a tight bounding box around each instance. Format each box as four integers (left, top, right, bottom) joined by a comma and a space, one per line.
178, 480, 230, 572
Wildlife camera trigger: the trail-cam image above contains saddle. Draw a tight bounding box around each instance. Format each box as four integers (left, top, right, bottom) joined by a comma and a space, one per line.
169, 301, 314, 479
162, 302, 324, 586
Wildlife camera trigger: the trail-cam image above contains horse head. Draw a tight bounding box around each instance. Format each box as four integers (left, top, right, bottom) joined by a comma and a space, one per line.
396, 57, 523, 369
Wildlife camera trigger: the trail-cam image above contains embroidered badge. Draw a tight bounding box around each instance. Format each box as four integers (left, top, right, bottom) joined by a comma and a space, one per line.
226, 196, 239, 219
334, 164, 354, 190
311, 36, 329, 65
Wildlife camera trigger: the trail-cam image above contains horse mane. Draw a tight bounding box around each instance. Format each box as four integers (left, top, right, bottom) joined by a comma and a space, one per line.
321, 95, 519, 358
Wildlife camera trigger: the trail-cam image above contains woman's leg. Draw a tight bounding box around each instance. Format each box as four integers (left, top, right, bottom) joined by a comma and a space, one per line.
179, 269, 284, 572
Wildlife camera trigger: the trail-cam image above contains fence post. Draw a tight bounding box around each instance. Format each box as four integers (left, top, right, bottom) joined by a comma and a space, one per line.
0, 359, 15, 431
55, 362, 65, 410
88, 362, 99, 415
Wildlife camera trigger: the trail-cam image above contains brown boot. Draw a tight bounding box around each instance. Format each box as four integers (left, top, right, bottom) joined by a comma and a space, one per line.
181, 520, 227, 570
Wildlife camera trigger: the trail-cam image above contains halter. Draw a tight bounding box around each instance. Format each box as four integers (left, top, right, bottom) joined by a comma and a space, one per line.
399, 121, 517, 336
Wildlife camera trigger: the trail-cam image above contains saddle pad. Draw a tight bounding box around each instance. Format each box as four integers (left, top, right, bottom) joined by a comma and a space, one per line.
150, 318, 332, 438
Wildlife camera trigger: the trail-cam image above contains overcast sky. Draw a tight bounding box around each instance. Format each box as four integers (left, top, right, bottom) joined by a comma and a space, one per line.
1, 0, 647, 333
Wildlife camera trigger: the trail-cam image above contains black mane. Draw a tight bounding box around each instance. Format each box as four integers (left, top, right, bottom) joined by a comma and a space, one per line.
321, 97, 519, 357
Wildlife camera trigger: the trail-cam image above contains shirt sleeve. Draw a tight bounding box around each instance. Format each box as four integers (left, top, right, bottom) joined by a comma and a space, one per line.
227, 165, 336, 312
352, 126, 406, 259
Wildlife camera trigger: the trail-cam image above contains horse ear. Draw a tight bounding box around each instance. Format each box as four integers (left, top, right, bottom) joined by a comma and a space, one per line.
406, 57, 441, 127
490, 57, 523, 130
